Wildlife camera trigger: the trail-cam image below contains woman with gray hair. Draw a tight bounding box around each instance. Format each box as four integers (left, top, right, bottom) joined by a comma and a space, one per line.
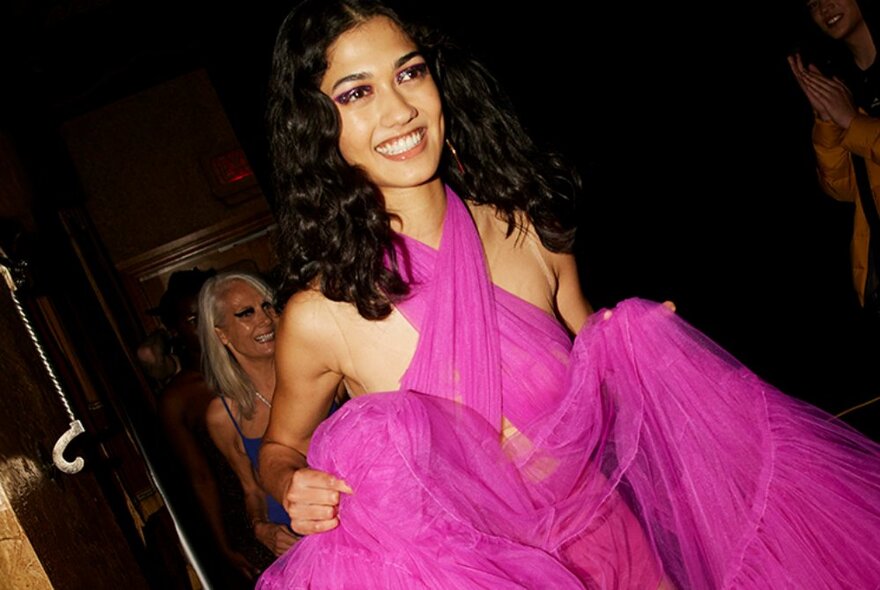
198, 270, 299, 561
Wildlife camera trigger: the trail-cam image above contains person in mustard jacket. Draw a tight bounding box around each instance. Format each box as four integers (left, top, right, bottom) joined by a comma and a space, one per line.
789, 0, 880, 313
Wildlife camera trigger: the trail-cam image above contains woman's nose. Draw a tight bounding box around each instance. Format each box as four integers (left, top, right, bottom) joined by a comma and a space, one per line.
380, 88, 418, 127
818, 0, 836, 16
259, 306, 277, 324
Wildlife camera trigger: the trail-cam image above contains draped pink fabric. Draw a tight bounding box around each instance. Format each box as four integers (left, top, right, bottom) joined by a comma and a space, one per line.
258, 188, 880, 589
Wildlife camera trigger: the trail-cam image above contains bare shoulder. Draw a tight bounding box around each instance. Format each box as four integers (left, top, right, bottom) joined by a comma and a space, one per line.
505, 209, 576, 281
204, 395, 230, 431
465, 201, 512, 236
277, 288, 350, 376
468, 202, 542, 251
468, 202, 560, 277
280, 289, 342, 339
466, 200, 590, 326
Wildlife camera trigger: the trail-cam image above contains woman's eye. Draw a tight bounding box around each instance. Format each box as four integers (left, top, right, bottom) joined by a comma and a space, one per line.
398, 63, 428, 83
234, 307, 255, 318
335, 85, 372, 105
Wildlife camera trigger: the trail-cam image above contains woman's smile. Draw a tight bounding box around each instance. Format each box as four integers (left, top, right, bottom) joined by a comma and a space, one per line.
375, 128, 427, 159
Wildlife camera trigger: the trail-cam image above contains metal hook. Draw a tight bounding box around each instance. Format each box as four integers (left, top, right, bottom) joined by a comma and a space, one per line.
2, 250, 87, 476
52, 420, 85, 474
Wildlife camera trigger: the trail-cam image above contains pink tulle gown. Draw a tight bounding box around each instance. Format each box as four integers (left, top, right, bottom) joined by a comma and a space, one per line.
258, 188, 880, 589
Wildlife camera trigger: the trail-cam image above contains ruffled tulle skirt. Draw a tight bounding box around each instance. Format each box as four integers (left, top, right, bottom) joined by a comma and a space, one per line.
258, 299, 880, 589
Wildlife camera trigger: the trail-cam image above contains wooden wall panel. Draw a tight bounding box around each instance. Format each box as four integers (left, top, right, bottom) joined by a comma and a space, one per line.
0, 483, 52, 590
60, 68, 269, 265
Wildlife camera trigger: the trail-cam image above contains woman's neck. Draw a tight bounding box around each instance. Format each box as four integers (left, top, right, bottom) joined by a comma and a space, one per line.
238, 356, 276, 401
384, 179, 447, 248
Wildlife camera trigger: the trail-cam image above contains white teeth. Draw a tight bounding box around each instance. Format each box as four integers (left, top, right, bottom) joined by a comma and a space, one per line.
827, 14, 842, 25
376, 130, 424, 156
255, 332, 275, 343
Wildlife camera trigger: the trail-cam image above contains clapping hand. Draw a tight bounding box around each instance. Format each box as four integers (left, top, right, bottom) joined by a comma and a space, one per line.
788, 53, 858, 129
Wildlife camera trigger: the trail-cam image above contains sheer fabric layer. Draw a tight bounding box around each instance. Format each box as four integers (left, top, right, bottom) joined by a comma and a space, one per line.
258, 189, 880, 589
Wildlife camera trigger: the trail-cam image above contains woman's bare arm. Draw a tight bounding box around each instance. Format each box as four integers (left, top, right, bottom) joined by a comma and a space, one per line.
259, 291, 353, 535
205, 398, 297, 555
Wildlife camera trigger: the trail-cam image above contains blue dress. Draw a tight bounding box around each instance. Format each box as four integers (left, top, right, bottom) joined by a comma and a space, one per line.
220, 398, 290, 526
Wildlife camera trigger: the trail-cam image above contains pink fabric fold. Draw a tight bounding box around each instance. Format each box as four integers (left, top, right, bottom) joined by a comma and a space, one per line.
258, 188, 880, 589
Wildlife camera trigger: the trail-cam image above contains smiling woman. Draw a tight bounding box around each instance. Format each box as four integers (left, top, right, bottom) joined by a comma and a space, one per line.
197, 271, 300, 564
255, 0, 880, 588
319, 17, 445, 195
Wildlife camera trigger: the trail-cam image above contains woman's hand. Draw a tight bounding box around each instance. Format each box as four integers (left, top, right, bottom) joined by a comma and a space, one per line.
789, 53, 831, 121
253, 521, 300, 556
601, 300, 676, 320
788, 53, 858, 128
803, 70, 857, 129
284, 467, 353, 536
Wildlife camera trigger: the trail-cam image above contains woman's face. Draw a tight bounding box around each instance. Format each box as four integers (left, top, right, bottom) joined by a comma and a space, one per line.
319, 16, 444, 192
213, 280, 277, 362
808, 0, 865, 40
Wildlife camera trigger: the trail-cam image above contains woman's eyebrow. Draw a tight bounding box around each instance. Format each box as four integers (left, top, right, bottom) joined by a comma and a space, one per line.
330, 71, 370, 93
329, 51, 422, 92
395, 51, 421, 69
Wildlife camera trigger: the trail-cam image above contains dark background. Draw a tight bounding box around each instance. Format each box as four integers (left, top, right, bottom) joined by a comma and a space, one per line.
1, 0, 876, 435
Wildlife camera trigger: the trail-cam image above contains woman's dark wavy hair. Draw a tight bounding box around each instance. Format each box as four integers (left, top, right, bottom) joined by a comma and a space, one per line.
268, 0, 580, 319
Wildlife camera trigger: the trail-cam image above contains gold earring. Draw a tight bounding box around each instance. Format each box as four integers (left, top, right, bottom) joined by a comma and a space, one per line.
445, 138, 464, 174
